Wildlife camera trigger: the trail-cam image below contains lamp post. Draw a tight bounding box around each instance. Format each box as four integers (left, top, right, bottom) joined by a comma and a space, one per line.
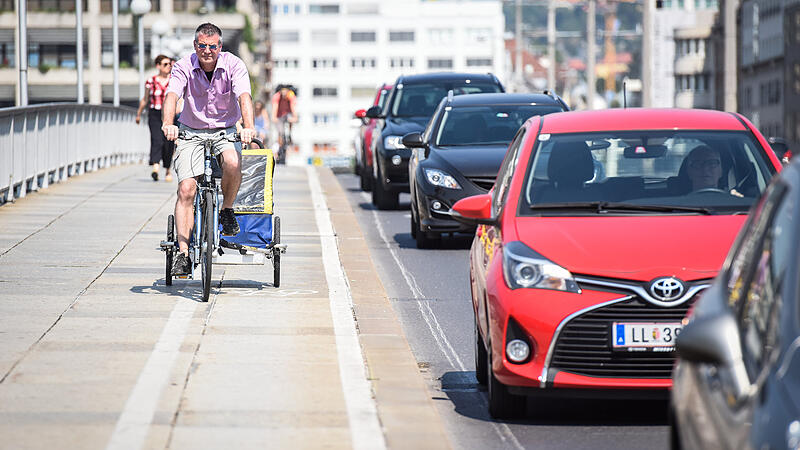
130, 0, 152, 101
112, 0, 119, 106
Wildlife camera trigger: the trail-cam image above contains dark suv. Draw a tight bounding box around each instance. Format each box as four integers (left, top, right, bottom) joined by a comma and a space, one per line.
365, 72, 505, 209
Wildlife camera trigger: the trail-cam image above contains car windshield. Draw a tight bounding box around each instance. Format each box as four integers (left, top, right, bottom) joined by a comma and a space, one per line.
519, 130, 777, 215
435, 105, 564, 146
391, 83, 502, 118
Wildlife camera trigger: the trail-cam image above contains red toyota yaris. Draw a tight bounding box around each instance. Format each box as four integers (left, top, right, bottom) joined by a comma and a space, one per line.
452, 109, 782, 418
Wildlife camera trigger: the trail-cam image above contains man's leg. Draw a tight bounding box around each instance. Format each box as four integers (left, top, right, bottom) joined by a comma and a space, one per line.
220, 147, 242, 209
175, 178, 197, 255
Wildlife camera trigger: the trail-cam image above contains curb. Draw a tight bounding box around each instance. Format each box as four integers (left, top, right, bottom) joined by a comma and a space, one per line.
316, 167, 452, 449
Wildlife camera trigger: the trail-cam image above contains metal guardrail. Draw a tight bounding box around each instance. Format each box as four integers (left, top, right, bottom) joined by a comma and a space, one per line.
0, 103, 148, 204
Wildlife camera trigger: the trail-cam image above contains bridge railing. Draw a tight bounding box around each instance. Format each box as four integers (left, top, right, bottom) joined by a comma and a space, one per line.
0, 103, 148, 204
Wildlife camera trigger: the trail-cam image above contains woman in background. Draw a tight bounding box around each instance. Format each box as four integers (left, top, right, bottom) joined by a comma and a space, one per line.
136, 54, 175, 182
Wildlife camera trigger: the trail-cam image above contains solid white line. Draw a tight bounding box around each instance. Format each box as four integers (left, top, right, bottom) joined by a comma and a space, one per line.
308, 167, 386, 450
360, 192, 525, 450
106, 300, 198, 450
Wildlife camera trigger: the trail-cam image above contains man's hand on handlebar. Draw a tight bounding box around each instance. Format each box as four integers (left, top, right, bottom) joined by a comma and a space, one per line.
239, 127, 256, 145
162, 124, 179, 141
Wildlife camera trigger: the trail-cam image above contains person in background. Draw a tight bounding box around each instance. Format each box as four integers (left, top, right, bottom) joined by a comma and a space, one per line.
270, 85, 297, 147
253, 100, 269, 146
136, 54, 175, 182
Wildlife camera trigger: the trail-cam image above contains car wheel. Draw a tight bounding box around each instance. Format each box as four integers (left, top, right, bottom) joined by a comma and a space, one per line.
410, 206, 417, 239
360, 162, 372, 191
372, 164, 399, 210
475, 316, 488, 385
487, 346, 526, 419
415, 226, 439, 249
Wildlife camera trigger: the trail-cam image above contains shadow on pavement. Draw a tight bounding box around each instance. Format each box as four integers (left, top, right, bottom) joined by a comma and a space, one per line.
130, 281, 206, 302
394, 232, 473, 250
439, 370, 669, 427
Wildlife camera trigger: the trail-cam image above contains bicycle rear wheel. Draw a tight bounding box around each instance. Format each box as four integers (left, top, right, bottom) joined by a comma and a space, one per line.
201, 190, 214, 302
272, 216, 281, 288
165, 214, 175, 286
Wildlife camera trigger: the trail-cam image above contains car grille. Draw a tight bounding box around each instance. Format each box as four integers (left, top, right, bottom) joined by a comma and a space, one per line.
550, 297, 694, 379
467, 177, 495, 192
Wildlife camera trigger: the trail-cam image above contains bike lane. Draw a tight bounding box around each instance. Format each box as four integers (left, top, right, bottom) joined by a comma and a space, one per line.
0, 163, 448, 449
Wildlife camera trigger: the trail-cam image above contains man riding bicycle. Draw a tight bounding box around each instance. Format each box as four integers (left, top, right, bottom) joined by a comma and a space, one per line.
162, 22, 256, 276
270, 85, 297, 150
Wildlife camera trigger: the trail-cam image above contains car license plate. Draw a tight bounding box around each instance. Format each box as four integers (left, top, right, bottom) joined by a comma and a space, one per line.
611, 322, 682, 352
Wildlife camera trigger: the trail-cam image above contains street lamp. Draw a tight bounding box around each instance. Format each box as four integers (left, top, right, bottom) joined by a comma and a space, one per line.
130, 0, 151, 100
151, 19, 170, 60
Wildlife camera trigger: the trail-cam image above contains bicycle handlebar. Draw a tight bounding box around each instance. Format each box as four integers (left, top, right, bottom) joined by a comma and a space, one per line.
177, 130, 264, 149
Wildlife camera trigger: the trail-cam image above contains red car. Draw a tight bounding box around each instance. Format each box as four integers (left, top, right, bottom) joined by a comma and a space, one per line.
452, 108, 781, 418
354, 83, 392, 191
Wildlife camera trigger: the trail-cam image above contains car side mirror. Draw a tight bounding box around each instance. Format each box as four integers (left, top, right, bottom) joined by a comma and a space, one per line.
451, 194, 496, 226
402, 132, 426, 149
365, 106, 383, 119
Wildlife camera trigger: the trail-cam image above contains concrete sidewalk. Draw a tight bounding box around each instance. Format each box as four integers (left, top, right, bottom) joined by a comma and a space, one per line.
0, 163, 449, 449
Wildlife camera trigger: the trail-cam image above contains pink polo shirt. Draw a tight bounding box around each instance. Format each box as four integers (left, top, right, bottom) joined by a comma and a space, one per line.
166, 52, 251, 129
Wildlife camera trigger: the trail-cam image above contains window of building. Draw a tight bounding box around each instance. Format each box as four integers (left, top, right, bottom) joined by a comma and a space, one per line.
390, 57, 414, 68
389, 30, 414, 42
272, 3, 302, 14
428, 58, 453, 69
467, 57, 492, 67
311, 29, 338, 45
313, 112, 339, 125
309, 3, 339, 14
313, 87, 338, 97
273, 31, 300, 43
351, 86, 375, 97
347, 2, 378, 14
351, 57, 376, 69
350, 31, 376, 42
273, 58, 300, 69
1, 42, 15, 68
428, 28, 453, 45
466, 28, 492, 43
312, 58, 338, 69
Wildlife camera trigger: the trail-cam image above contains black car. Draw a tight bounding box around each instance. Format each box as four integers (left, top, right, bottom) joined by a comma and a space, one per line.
671, 158, 800, 449
365, 72, 505, 209
404, 92, 568, 248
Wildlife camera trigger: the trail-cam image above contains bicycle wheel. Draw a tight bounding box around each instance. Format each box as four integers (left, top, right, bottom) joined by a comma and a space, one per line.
165, 214, 175, 286
201, 190, 214, 302
272, 216, 281, 288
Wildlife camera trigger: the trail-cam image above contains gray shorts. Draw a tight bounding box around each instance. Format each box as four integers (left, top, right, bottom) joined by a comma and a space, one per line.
173, 125, 242, 183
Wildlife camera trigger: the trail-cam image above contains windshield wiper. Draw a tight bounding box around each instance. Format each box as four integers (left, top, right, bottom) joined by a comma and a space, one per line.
529, 201, 712, 215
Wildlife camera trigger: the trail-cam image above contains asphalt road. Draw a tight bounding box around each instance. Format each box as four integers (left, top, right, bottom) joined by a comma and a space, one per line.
336, 172, 671, 450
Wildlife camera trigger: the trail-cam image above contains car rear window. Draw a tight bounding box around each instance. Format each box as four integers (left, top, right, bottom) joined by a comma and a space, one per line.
519, 130, 777, 215
390, 82, 502, 118
435, 105, 564, 146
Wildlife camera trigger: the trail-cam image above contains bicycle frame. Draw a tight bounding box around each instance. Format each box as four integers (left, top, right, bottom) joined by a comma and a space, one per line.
187, 133, 224, 280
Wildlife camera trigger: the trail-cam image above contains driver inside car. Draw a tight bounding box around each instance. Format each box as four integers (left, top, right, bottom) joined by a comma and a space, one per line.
685, 145, 722, 191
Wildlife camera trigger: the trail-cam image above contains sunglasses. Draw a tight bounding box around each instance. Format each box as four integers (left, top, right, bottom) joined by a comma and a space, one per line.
159, 61, 172, 66
196, 43, 219, 50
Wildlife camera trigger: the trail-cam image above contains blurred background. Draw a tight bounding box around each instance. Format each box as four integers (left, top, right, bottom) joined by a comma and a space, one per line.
0, 0, 797, 163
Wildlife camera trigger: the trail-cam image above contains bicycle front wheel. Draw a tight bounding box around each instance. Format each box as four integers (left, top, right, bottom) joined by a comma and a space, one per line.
201, 190, 214, 302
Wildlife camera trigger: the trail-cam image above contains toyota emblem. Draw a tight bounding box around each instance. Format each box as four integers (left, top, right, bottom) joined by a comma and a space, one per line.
648, 277, 685, 302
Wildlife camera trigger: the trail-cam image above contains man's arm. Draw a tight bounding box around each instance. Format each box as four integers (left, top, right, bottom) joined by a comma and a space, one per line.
161, 92, 179, 141
238, 92, 255, 145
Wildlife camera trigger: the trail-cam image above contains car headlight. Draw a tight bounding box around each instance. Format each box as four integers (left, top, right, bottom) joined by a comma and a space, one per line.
502, 241, 580, 293
384, 135, 405, 150
424, 168, 461, 189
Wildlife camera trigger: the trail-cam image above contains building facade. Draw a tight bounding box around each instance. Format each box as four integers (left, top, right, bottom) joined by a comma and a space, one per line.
0, 0, 260, 107
269, 0, 505, 160
738, 0, 800, 151
652, 0, 718, 108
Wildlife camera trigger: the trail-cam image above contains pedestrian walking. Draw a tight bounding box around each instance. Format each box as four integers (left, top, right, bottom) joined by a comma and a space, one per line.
136, 54, 175, 182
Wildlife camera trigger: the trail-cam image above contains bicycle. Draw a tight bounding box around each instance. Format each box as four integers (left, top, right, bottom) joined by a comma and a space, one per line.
159, 130, 284, 301
276, 116, 292, 165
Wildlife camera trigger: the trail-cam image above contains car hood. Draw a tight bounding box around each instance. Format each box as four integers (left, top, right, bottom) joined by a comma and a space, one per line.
512, 215, 748, 282
384, 117, 429, 136
429, 145, 508, 178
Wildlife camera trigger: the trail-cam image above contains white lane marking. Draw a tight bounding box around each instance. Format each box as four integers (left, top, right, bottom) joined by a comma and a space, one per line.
106, 300, 198, 450
360, 191, 525, 450
308, 167, 386, 450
